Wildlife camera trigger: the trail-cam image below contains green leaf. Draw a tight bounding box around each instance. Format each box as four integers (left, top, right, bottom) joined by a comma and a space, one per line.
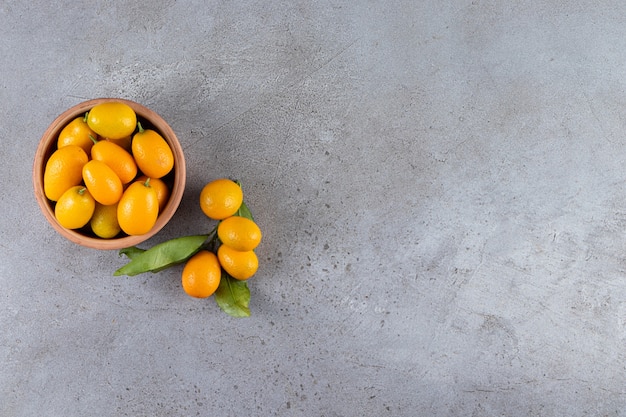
114, 235, 209, 277
236, 200, 254, 221
215, 272, 251, 317
119, 246, 146, 260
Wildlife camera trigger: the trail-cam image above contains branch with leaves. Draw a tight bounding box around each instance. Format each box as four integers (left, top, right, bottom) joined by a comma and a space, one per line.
114, 198, 257, 318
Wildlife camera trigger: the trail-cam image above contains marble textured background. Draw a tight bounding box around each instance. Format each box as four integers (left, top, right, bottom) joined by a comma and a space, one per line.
2, 1, 626, 415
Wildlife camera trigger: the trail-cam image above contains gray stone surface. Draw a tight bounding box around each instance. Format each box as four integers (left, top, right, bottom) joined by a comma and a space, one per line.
2, 1, 626, 415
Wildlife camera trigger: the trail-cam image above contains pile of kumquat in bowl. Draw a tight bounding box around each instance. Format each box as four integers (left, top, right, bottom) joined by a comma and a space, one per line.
33, 98, 186, 250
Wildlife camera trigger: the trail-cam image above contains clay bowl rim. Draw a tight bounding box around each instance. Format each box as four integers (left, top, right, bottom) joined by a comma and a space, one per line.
32, 98, 186, 250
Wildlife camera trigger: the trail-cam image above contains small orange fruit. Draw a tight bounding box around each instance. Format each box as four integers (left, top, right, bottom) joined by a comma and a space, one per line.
43, 145, 89, 201
82, 160, 124, 205
217, 216, 262, 251
117, 180, 159, 235
199, 179, 243, 220
57, 113, 97, 154
90, 202, 121, 239
55, 186, 96, 229
181, 250, 221, 298
132, 123, 174, 178
136, 175, 170, 211
217, 245, 258, 280
87, 101, 137, 139
91, 138, 137, 184
104, 135, 132, 151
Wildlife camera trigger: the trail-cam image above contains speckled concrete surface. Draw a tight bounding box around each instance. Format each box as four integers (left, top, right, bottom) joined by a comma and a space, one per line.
3, 1, 626, 416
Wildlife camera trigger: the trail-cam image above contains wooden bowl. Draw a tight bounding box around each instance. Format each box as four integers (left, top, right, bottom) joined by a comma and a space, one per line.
33, 98, 186, 250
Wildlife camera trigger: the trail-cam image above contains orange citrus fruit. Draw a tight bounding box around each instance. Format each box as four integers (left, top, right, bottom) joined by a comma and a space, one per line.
90, 202, 121, 238
136, 175, 169, 211
57, 114, 97, 154
131, 123, 174, 178
55, 186, 95, 229
43, 145, 89, 201
217, 244, 258, 280
104, 135, 132, 151
91, 139, 137, 184
217, 216, 262, 251
87, 101, 137, 139
117, 180, 159, 235
199, 179, 243, 220
82, 160, 124, 205
181, 250, 221, 298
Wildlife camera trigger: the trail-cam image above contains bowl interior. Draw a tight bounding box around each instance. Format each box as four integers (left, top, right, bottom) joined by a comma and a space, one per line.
33, 98, 186, 250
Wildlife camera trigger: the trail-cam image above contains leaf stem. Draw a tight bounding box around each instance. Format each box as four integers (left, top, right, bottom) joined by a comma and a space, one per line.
202, 224, 220, 252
